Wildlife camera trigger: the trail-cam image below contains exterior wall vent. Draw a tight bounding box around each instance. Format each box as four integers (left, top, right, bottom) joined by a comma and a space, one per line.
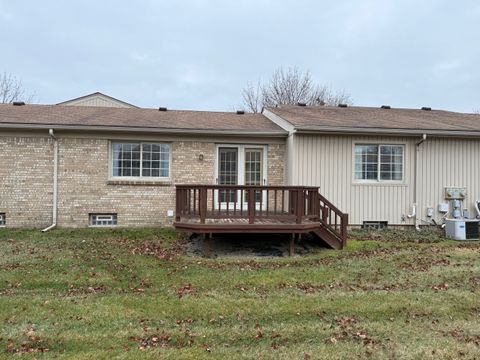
0, 213, 5, 226
381, 105, 391, 109
236, 110, 245, 115
362, 221, 388, 230
89, 213, 117, 227
421, 107, 432, 111
338, 103, 348, 108
297, 102, 307, 107
158, 107, 168, 111
13, 101, 25, 106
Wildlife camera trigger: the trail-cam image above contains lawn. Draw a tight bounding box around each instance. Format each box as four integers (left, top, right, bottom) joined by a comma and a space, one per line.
0, 228, 479, 359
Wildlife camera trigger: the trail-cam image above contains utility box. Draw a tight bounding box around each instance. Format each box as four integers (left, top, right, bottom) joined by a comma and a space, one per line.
445, 219, 479, 240
444, 187, 467, 200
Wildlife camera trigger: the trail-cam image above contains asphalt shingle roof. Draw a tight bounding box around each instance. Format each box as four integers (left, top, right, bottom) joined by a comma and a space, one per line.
267, 105, 480, 133
0, 104, 286, 134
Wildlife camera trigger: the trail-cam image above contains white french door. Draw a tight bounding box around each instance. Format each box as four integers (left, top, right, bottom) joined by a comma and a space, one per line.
215, 144, 267, 210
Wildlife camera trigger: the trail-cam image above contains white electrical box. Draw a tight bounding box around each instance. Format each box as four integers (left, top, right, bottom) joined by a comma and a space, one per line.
445, 219, 479, 240
438, 203, 449, 213
167, 210, 174, 217
426, 207, 434, 217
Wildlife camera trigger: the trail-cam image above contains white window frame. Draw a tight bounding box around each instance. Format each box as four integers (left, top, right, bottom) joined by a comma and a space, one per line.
353, 143, 405, 184
109, 141, 171, 181
89, 213, 118, 227
214, 144, 268, 210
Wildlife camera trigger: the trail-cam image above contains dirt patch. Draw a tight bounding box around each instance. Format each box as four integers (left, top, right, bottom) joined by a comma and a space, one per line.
185, 233, 327, 258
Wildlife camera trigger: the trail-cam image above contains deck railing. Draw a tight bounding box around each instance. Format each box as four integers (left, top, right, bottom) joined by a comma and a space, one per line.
175, 185, 321, 225
319, 193, 349, 248
175, 185, 349, 245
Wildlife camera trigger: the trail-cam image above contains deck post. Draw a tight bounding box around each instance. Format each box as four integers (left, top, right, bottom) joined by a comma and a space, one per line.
322, 205, 329, 222
203, 233, 212, 258
175, 188, 181, 221
248, 188, 255, 224
289, 233, 295, 256
296, 189, 304, 224
341, 213, 348, 249
199, 187, 207, 224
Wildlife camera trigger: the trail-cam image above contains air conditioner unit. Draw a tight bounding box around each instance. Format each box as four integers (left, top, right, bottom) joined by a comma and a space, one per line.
445, 219, 479, 240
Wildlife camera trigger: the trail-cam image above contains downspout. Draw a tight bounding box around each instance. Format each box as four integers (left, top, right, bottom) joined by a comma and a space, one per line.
407, 134, 427, 230
42, 129, 58, 232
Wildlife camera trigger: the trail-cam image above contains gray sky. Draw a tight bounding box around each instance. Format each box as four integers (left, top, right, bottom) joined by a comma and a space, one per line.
1, 0, 479, 112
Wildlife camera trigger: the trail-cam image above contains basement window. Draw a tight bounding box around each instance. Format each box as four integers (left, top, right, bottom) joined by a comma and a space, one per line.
89, 214, 117, 227
362, 221, 388, 230
0, 213, 5, 226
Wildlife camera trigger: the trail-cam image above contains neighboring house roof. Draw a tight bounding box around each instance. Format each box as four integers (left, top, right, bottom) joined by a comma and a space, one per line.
265, 105, 480, 136
0, 104, 286, 136
57, 92, 138, 108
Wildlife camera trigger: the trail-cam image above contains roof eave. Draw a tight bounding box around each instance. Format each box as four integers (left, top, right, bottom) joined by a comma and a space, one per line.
294, 126, 480, 137
0, 123, 288, 137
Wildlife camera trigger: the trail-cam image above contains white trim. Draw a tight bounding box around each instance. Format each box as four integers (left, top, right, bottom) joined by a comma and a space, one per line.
214, 144, 268, 210
89, 213, 118, 227
108, 141, 172, 181
0, 123, 287, 137
352, 143, 406, 185
262, 109, 296, 133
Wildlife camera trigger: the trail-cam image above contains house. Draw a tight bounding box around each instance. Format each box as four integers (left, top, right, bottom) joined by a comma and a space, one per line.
263, 104, 480, 228
0, 101, 287, 231
1, 96, 480, 243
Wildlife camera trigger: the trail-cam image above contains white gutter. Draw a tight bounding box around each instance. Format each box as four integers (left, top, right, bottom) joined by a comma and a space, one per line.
0, 123, 287, 137
294, 127, 480, 138
408, 134, 427, 230
42, 129, 58, 232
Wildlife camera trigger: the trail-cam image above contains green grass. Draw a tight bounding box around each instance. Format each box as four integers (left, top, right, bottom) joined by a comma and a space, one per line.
0, 228, 479, 359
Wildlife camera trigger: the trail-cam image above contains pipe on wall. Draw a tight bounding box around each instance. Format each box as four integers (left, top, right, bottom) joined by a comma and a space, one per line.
41, 129, 58, 232
409, 134, 427, 231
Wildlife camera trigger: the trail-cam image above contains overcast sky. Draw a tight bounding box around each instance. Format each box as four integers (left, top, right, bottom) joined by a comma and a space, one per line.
1, 0, 479, 112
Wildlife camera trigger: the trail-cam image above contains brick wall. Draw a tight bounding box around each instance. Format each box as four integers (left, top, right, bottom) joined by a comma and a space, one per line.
0, 136, 53, 228
0, 135, 286, 228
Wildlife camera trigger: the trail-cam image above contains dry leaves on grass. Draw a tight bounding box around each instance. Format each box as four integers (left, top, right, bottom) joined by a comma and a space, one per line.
442, 328, 480, 346
0, 282, 21, 295
64, 284, 108, 297
176, 284, 195, 298
431, 283, 449, 292
5, 328, 49, 355
132, 334, 172, 350
326, 316, 378, 351
131, 241, 182, 260
130, 279, 152, 294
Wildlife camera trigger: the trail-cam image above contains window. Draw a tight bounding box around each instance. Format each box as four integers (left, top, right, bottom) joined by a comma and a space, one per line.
90, 214, 117, 227
355, 144, 404, 181
112, 142, 170, 178
0, 213, 5, 226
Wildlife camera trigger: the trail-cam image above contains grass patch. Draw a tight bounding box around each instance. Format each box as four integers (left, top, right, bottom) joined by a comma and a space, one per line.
349, 227, 446, 243
0, 228, 479, 359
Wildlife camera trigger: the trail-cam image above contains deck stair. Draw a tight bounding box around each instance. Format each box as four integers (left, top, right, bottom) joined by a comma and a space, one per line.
174, 185, 348, 251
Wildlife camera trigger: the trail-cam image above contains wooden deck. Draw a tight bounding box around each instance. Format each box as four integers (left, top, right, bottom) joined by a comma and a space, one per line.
174, 185, 349, 250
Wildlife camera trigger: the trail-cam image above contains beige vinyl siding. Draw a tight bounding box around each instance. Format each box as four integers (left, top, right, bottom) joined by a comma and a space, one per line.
417, 137, 480, 224
291, 134, 416, 225
60, 95, 135, 108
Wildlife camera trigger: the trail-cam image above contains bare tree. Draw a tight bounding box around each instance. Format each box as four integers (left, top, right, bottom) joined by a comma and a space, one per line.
241, 67, 353, 113
0, 72, 35, 103
474, 108, 480, 114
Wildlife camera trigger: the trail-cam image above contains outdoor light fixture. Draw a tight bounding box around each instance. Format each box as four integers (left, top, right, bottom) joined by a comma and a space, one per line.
198, 154, 204, 161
